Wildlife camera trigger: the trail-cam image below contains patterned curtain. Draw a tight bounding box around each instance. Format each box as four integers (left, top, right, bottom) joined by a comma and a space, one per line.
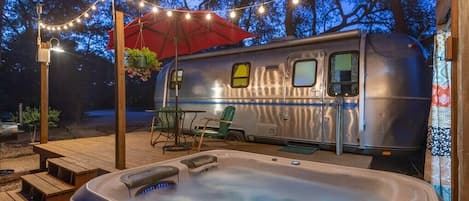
424, 30, 451, 201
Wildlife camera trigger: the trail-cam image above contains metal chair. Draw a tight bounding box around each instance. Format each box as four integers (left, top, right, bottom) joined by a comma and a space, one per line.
150, 106, 181, 146
192, 106, 236, 152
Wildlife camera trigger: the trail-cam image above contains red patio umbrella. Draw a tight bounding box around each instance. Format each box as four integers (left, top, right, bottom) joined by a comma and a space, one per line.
107, 10, 255, 60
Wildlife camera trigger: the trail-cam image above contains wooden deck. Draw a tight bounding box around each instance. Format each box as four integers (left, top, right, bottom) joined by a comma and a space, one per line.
33, 131, 372, 173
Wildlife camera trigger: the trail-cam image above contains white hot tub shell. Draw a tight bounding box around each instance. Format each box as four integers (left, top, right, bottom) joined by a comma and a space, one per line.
71, 150, 439, 201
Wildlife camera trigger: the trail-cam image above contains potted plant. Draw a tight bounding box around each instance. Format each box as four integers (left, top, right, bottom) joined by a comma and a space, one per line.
125, 47, 161, 81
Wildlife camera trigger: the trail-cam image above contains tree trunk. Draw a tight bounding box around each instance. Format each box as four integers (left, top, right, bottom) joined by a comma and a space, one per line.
285, 0, 295, 36
309, 0, 317, 35
0, 0, 4, 65
233, 0, 255, 26
389, 0, 409, 34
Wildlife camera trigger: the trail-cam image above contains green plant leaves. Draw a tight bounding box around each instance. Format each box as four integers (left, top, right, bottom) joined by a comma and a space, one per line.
125, 47, 162, 81
10, 106, 61, 131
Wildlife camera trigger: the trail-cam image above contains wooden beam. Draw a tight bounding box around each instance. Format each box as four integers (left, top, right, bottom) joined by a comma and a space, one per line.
114, 11, 126, 170
40, 42, 50, 144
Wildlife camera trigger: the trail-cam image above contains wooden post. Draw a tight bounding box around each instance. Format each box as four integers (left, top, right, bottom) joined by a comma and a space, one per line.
450, 0, 458, 200
40, 42, 50, 144
455, 1, 469, 200
114, 11, 126, 170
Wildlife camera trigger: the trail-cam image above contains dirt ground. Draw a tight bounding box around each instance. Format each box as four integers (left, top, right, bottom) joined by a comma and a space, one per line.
0, 144, 38, 192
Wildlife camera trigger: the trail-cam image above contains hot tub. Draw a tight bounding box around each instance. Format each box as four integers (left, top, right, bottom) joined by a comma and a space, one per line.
71, 150, 439, 201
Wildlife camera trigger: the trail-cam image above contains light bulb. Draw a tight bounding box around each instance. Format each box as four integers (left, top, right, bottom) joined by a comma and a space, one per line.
77, 18, 82, 23
229, 10, 236, 18
50, 47, 65, 53
166, 10, 173, 17
52, 27, 56, 31
69, 22, 74, 27
292, 0, 300, 5
185, 13, 191, 20
84, 12, 89, 18
64, 25, 68, 29
57, 27, 62, 30
258, 5, 265, 14
206, 13, 212, 20
91, 5, 96, 10
47, 26, 51, 30
152, 6, 158, 13
139, 1, 144, 8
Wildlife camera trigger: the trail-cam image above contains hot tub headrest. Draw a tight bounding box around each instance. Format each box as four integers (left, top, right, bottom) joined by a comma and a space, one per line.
120, 166, 178, 189
181, 155, 218, 169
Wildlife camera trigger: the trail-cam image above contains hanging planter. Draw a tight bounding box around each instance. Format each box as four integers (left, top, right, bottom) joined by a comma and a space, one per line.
125, 47, 161, 81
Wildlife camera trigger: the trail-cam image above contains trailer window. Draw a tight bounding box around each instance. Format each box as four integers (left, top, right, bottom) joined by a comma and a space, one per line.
231, 63, 250, 88
328, 52, 359, 96
293, 60, 317, 87
169, 69, 183, 89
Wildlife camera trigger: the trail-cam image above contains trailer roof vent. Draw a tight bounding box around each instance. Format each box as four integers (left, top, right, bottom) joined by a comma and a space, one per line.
270, 35, 297, 43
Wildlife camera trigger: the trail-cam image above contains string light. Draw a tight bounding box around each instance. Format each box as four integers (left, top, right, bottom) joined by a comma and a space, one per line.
152, 6, 158, 13
39, 0, 291, 33
258, 4, 265, 14
40, 0, 103, 33
229, 10, 236, 19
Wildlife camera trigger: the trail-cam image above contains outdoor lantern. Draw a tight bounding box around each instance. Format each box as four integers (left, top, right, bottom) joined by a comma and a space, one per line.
37, 37, 63, 63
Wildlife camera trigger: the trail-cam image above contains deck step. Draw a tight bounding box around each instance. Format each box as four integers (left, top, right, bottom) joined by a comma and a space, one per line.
20, 172, 74, 201
47, 157, 98, 187
0, 191, 28, 201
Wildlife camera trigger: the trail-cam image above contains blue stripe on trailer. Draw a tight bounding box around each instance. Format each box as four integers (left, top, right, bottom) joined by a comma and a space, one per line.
157, 100, 358, 108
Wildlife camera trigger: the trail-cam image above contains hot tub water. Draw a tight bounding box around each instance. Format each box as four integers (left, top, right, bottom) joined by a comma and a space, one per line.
134, 167, 384, 201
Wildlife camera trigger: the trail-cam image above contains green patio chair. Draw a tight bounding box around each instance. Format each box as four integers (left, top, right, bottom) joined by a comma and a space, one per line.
150, 106, 182, 146
192, 106, 236, 152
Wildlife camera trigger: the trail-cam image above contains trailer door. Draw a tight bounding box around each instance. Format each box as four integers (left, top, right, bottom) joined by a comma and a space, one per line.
324, 51, 360, 152
283, 51, 324, 142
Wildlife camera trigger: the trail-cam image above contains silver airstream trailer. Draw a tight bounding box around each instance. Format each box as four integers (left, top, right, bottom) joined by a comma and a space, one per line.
154, 30, 431, 155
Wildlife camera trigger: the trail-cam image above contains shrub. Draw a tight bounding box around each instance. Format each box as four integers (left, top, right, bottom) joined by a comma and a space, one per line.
11, 106, 60, 142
